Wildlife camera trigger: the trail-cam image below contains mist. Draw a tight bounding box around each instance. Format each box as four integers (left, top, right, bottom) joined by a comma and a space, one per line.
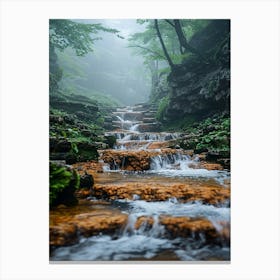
57, 19, 150, 106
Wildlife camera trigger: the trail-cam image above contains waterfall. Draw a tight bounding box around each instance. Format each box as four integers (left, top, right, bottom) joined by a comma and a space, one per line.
51, 103, 230, 262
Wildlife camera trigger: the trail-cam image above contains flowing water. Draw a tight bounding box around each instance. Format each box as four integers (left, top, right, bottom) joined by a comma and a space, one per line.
50, 105, 230, 262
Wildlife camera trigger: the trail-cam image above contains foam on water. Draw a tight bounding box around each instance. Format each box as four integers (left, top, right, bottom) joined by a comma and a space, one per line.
130, 124, 140, 131
52, 105, 230, 261
148, 154, 230, 184
121, 200, 230, 225
51, 234, 174, 261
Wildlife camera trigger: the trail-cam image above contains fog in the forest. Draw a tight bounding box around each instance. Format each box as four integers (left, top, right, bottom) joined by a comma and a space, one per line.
57, 19, 150, 106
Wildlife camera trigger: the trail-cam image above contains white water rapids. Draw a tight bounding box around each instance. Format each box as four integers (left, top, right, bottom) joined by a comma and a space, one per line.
51, 105, 230, 261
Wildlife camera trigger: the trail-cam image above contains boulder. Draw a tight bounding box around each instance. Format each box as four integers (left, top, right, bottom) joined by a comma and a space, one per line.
49, 162, 80, 208
80, 173, 94, 189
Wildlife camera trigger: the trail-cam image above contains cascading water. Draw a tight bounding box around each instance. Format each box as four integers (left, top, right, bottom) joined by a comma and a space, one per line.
50, 104, 230, 262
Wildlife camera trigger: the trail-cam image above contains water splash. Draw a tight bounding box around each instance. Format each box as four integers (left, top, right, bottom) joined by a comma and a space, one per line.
130, 124, 140, 132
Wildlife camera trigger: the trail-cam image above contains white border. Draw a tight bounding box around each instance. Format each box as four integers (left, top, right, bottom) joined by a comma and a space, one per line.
0, 0, 279, 279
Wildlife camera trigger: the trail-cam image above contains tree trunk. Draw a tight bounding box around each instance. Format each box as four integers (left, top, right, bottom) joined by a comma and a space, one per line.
154, 19, 174, 69
173, 20, 207, 62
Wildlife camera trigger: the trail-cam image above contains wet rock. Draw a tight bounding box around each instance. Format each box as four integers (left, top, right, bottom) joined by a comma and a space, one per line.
50, 139, 71, 153
147, 141, 170, 149
75, 189, 92, 199
134, 215, 229, 244
137, 123, 161, 133
50, 202, 128, 247
75, 161, 104, 173
65, 153, 78, 165
100, 148, 190, 171
80, 173, 94, 188
94, 182, 230, 205
100, 150, 152, 171
217, 158, 230, 170
50, 224, 78, 246
159, 216, 218, 241
74, 212, 128, 237
76, 142, 99, 161
134, 216, 154, 230
104, 135, 117, 148
94, 142, 108, 149
49, 162, 80, 208
196, 162, 224, 171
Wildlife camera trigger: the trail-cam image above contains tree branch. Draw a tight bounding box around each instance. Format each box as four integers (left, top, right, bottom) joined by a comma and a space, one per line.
164, 19, 175, 28
173, 19, 208, 62
128, 44, 166, 60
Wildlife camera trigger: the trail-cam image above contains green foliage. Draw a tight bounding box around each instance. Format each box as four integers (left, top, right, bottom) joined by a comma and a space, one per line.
49, 163, 74, 206
49, 19, 120, 56
49, 19, 121, 95
187, 116, 230, 153
71, 142, 79, 154
161, 115, 198, 132
129, 19, 211, 106
171, 114, 230, 156
129, 19, 210, 67
156, 96, 170, 121
181, 20, 210, 41
50, 108, 103, 142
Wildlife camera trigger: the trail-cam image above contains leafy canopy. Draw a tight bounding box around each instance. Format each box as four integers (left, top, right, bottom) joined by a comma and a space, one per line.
49, 19, 121, 56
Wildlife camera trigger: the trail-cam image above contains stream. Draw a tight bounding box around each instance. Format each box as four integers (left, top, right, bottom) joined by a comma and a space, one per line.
50, 104, 230, 261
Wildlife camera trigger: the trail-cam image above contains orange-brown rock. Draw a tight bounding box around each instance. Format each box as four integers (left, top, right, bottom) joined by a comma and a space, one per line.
75, 189, 92, 199
100, 148, 194, 171
50, 200, 128, 246
188, 161, 224, 171
74, 212, 128, 237
159, 216, 216, 239
94, 182, 230, 205
147, 141, 172, 149
73, 161, 104, 174
199, 162, 224, 171
134, 215, 229, 243
100, 149, 151, 171
50, 224, 78, 246
134, 216, 154, 230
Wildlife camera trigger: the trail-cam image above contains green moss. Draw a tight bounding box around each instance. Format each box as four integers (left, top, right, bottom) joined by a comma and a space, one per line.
177, 115, 230, 154
156, 96, 170, 121
49, 162, 80, 207
161, 115, 198, 132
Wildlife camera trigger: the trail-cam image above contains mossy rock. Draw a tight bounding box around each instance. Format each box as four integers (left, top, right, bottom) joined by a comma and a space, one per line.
80, 174, 94, 189
73, 142, 99, 162
104, 135, 117, 148
49, 162, 80, 208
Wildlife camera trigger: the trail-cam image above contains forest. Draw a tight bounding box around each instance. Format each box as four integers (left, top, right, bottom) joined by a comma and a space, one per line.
49, 19, 230, 262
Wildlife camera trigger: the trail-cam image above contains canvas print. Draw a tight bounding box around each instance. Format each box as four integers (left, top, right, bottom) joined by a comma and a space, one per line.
49, 19, 230, 261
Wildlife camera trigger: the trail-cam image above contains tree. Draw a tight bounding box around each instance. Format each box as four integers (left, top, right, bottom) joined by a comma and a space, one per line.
154, 19, 174, 69
49, 19, 121, 93
129, 19, 210, 103
172, 20, 207, 62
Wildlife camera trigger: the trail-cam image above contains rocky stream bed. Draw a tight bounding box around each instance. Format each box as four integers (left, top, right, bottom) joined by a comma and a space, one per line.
50, 104, 230, 261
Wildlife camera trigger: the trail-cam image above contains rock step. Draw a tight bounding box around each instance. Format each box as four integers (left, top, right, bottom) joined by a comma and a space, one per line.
50, 200, 229, 247
94, 182, 230, 205
137, 123, 160, 132
114, 140, 178, 150
99, 148, 223, 171
143, 112, 156, 117
143, 118, 156, 123
100, 148, 183, 171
